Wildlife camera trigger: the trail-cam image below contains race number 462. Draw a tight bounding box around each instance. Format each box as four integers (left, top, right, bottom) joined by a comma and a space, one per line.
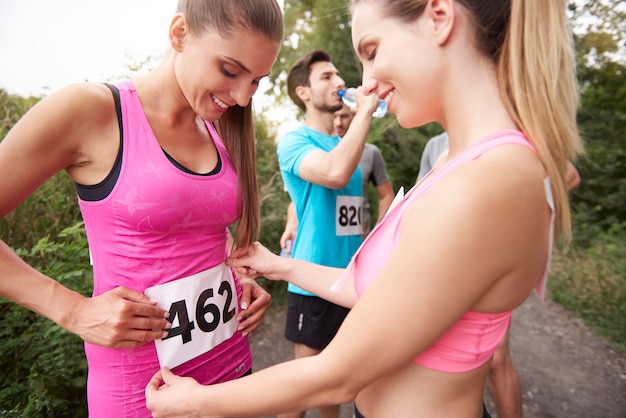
163, 280, 236, 344
144, 265, 239, 369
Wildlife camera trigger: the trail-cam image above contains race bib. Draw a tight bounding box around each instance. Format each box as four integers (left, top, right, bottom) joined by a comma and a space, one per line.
144, 264, 239, 369
336, 195, 364, 236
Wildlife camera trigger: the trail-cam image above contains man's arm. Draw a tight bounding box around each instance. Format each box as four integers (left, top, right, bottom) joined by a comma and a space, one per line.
367, 144, 394, 223
280, 202, 298, 249
418, 132, 450, 181
375, 181, 395, 223
298, 89, 379, 189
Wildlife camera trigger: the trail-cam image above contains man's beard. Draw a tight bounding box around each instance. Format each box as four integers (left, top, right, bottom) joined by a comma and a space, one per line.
316, 102, 343, 113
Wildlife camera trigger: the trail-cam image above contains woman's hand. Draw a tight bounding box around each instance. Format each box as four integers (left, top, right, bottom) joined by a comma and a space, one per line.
236, 277, 271, 335
226, 242, 282, 281
71, 286, 170, 348
146, 368, 204, 418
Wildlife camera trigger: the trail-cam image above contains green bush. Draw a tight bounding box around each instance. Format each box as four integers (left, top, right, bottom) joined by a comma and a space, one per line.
0, 223, 92, 417
0, 172, 81, 252
549, 223, 626, 350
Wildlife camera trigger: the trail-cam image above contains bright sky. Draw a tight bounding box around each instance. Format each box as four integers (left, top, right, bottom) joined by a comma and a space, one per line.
0, 0, 177, 97
0, 0, 299, 134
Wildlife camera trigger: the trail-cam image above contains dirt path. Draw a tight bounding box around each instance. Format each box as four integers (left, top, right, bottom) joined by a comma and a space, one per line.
250, 293, 626, 418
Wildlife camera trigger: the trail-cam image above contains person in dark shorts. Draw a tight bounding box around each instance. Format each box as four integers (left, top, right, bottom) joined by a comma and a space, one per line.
274, 49, 380, 418
146, 1, 582, 417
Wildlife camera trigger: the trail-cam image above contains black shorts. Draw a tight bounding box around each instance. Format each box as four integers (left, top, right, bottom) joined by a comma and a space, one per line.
284, 293, 350, 350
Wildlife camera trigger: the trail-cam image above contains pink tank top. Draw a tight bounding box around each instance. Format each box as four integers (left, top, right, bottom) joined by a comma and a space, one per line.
78, 81, 251, 417
333, 130, 555, 373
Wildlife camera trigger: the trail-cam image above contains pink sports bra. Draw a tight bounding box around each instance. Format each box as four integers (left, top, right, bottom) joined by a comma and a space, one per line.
332, 130, 555, 373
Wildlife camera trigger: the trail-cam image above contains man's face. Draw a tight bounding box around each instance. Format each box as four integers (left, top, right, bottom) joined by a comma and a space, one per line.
307, 61, 345, 113
333, 105, 355, 137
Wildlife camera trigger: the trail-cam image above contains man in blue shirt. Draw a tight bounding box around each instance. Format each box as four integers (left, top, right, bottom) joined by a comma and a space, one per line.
276, 49, 379, 418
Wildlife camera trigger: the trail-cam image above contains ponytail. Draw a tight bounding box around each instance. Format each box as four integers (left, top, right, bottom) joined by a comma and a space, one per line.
349, 0, 583, 241
216, 105, 260, 250
498, 0, 583, 242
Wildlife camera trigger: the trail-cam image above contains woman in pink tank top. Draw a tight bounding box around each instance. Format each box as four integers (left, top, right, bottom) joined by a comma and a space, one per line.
146, 1, 583, 418
0, 1, 283, 417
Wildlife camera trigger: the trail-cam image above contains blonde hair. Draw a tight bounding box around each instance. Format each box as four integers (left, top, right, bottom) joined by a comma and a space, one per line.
176, 0, 284, 249
351, 0, 583, 241
499, 0, 583, 241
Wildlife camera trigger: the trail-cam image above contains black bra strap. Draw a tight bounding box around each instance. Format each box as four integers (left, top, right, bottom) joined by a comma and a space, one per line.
74, 83, 123, 201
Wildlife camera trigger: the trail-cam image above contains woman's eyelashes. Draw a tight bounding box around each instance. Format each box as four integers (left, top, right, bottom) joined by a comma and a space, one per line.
366, 47, 377, 61
221, 66, 262, 86
221, 66, 237, 79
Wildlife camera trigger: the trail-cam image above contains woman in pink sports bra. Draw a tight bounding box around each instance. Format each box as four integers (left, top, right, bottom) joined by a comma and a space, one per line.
0, 1, 283, 416
146, 1, 583, 417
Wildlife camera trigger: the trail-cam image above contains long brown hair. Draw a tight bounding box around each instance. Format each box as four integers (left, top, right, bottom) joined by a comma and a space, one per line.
176, 0, 284, 249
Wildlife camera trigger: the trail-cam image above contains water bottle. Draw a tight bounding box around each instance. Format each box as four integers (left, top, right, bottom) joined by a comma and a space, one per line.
280, 239, 293, 257
338, 88, 388, 118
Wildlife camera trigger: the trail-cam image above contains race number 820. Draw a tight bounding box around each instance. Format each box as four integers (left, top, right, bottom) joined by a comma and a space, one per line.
336, 195, 364, 236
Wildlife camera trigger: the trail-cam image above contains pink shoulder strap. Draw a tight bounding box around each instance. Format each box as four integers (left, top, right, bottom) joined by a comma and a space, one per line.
404, 131, 553, 299
332, 131, 553, 299
412, 131, 534, 202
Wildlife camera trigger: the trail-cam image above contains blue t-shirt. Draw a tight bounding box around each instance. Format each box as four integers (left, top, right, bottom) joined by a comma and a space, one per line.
277, 125, 364, 296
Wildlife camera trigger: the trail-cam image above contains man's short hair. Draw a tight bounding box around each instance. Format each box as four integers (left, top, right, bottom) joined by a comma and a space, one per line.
286, 49, 332, 111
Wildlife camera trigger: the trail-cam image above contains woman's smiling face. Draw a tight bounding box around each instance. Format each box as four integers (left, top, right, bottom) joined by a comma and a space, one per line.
351, 1, 441, 129
174, 22, 280, 121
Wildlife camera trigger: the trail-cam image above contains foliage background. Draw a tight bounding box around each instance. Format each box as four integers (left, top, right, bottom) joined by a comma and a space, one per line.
1, 0, 624, 415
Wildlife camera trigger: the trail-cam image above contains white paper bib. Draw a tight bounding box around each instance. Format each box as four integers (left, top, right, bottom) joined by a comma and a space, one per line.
336, 195, 364, 236
145, 264, 239, 369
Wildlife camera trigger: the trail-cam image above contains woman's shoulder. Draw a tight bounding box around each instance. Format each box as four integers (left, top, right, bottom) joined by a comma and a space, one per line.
23, 82, 117, 132
37, 83, 121, 174
0, 83, 121, 212
443, 142, 545, 196
404, 144, 548, 243
55, 82, 116, 111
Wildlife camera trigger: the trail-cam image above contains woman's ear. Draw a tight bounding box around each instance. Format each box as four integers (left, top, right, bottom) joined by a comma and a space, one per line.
426, 0, 455, 46
169, 13, 187, 52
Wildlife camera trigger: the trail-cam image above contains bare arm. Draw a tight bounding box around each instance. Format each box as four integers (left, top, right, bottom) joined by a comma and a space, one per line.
375, 181, 395, 223
146, 146, 553, 418
227, 243, 356, 308
279, 202, 298, 249
298, 88, 379, 189
0, 83, 169, 348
